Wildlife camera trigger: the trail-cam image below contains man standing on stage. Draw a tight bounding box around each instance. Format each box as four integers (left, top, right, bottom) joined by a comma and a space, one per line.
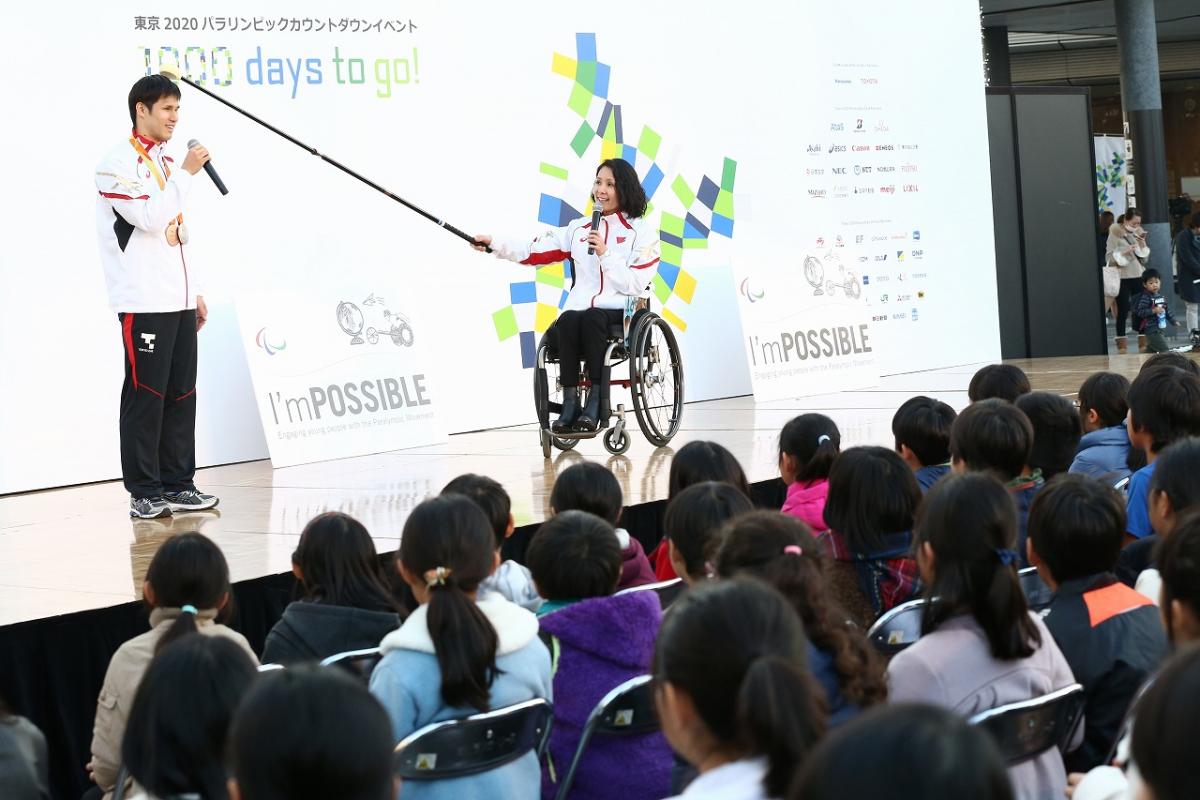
94, 75, 219, 518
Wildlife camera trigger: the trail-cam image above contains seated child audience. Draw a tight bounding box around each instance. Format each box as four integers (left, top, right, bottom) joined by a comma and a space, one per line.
891, 395, 957, 491
1128, 646, 1200, 800
1130, 269, 1181, 354
229, 666, 396, 800
968, 363, 1031, 403
821, 446, 922, 626
663, 481, 754, 585
653, 440, 753, 581
442, 473, 541, 612
949, 398, 1043, 564
778, 413, 841, 533
1026, 474, 1167, 772
888, 473, 1077, 800
654, 579, 825, 800
262, 511, 404, 665
790, 704, 1013, 800
0, 697, 47, 800
1121, 438, 1200, 597
122, 635, 257, 800
550, 461, 655, 589
525, 510, 670, 800
1139, 350, 1200, 375
90, 532, 257, 798
369, 495, 551, 800
714, 511, 887, 726
1015, 392, 1083, 481
1070, 372, 1132, 483
1123, 365, 1200, 544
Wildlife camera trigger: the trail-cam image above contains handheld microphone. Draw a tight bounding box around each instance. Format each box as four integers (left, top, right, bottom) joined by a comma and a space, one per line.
186, 139, 229, 195
588, 205, 603, 255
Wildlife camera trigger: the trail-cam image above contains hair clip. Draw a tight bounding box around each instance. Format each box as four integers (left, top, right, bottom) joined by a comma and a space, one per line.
783, 545, 803, 557
180, 604, 198, 615
424, 567, 452, 588
994, 549, 1019, 567
817, 434, 831, 445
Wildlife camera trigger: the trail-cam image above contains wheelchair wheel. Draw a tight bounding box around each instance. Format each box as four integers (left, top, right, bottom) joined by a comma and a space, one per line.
603, 427, 631, 456
629, 314, 684, 446
532, 339, 578, 454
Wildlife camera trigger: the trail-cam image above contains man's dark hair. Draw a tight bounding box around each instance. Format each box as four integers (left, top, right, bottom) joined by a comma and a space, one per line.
526, 510, 621, 600
442, 474, 512, 548
128, 75, 181, 127
1028, 474, 1126, 583
891, 396, 957, 467
1077, 372, 1130, 429
1015, 392, 1084, 480
967, 364, 1030, 404
1128, 365, 1200, 454
550, 461, 622, 525
949, 399, 1034, 480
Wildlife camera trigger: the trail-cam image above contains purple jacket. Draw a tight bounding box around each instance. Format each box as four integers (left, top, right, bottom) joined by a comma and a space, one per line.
538, 592, 669, 800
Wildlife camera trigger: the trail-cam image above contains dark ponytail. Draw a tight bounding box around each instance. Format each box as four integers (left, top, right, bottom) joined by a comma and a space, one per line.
915, 474, 1040, 660
143, 532, 232, 655
399, 495, 499, 711
654, 579, 825, 797
779, 414, 841, 482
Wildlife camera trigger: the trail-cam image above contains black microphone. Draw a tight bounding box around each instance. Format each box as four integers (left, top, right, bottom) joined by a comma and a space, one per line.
588, 205, 602, 255
186, 139, 229, 195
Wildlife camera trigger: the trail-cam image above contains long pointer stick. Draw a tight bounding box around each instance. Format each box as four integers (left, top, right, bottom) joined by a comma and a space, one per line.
158, 65, 490, 251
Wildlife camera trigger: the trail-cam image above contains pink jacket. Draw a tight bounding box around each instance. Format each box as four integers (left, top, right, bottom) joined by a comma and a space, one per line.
782, 479, 830, 533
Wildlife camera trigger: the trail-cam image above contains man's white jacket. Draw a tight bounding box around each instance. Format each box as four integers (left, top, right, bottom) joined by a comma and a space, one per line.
94, 132, 200, 312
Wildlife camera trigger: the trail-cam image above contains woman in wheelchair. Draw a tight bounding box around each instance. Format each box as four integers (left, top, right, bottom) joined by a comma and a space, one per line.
473, 158, 661, 432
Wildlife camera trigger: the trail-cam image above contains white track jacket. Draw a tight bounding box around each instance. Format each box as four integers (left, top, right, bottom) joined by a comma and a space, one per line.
94, 132, 199, 313
492, 212, 660, 311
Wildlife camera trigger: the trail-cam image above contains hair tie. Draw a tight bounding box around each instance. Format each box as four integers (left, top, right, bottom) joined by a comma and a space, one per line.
423, 567, 452, 588
994, 549, 1019, 567
783, 545, 803, 557
817, 434, 831, 445
180, 604, 198, 615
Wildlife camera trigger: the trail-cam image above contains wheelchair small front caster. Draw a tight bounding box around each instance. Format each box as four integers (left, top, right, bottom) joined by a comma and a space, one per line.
539, 428, 552, 459
603, 427, 631, 455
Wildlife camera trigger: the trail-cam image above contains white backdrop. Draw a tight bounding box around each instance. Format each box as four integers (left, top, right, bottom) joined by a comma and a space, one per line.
0, 0, 1000, 494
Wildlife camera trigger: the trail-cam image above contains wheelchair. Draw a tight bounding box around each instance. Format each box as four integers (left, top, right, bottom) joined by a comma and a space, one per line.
533, 300, 684, 457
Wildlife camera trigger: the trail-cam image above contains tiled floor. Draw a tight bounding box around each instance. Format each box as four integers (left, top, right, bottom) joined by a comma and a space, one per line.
0, 352, 1180, 626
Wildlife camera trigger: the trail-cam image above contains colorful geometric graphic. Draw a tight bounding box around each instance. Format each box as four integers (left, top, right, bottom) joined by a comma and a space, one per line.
493, 33, 739, 368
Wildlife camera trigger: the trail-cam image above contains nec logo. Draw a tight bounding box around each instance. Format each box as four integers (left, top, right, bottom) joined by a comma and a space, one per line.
831, 167, 846, 175
139, 333, 157, 353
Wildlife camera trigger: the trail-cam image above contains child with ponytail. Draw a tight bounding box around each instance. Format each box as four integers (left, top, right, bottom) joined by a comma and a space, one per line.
778, 414, 841, 533
369, 494, 552, 800
89, 532, 256, 799
654, 578, 826, 800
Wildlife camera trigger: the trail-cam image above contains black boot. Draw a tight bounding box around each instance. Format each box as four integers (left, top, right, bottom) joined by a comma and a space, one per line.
552, 387, 580, 433
575, 388, 603, 432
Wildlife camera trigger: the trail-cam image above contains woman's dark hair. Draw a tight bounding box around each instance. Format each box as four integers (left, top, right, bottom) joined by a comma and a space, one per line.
442, 473, 512, 548
1130, 645, 1200, 800
714, 511, 887, 709
789, 703, 1013, 800
1149, 438, 1200, 523
967, 364, 1030, 403
595, 158, 648, 219
291, 512, 399, 613
128, 74, 181, 126
1015, 392, 1084, 480
526, 510, 621, 600
667, 440, 752, 499
891, 396, 956, 467
654, 579, 825, 798
227, 665, 394, 800
1077, 372, 1130, 428
949, 398, 1034, 480
144, 532, 233, 654
1027, 474, 1125, 583
1128, 365, 1200, 453
823, 447, 920, 554
122, 635, 256, 800
1124, 206, 1141, 222
398, 495, 499, 711
915, 473, 1041, 660
550, 461, 623, 526
1140, 352, 1200, 376
664, 482, 755, 579
779, 414, 842, 483
1159, 511, 1200, 643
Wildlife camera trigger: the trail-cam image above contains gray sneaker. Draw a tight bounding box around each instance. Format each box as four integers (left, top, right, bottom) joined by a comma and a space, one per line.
130, 496, 173, 519
163, 490, 220, 512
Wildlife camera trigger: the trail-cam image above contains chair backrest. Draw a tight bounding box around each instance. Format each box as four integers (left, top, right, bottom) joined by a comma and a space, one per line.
257, 663, 285, 672
554, 675, 659, 800
320, 647, 383, 682
394, 698, 553, 781
615, 578, 686, 610
866, 597, 929, 655
1018, 566, 1054, 611
1113, 475, 1131, 493
968, 683, 1085, 766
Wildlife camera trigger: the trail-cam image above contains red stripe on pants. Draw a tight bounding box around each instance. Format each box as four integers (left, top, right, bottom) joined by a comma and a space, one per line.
122, 313, 139, 390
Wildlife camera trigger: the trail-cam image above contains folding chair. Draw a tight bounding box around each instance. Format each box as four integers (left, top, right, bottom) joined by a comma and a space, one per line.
968, 683, 1085, 765
866, 597, 930, 655
1018, 566, 1054, 611
394, 698, 553, 780
615, 577, 686, 609
320, 646, 383, 682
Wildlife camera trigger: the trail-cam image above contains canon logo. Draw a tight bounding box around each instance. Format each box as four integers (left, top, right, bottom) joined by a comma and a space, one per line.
851, 145, 871, 152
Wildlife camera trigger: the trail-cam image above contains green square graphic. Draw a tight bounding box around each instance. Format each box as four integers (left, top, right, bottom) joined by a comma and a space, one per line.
492, 306, 519, 341
660, 242, 684, 264
539, 162, 569, 180
576, 60, 597, 92
714, 189, 735, 217
567, 82, 592, 117
652, 273, 672, 304
660, 212, 685, 237
637, 126, 662, 160
683, 237, 710, 250
671, 176, 695, 209
536, 269, 565, 288
721, 158, 737, 191
570, 121, 595, 157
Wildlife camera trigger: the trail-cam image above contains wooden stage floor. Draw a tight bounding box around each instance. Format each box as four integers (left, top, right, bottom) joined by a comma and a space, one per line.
0, 354, 1175, 626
